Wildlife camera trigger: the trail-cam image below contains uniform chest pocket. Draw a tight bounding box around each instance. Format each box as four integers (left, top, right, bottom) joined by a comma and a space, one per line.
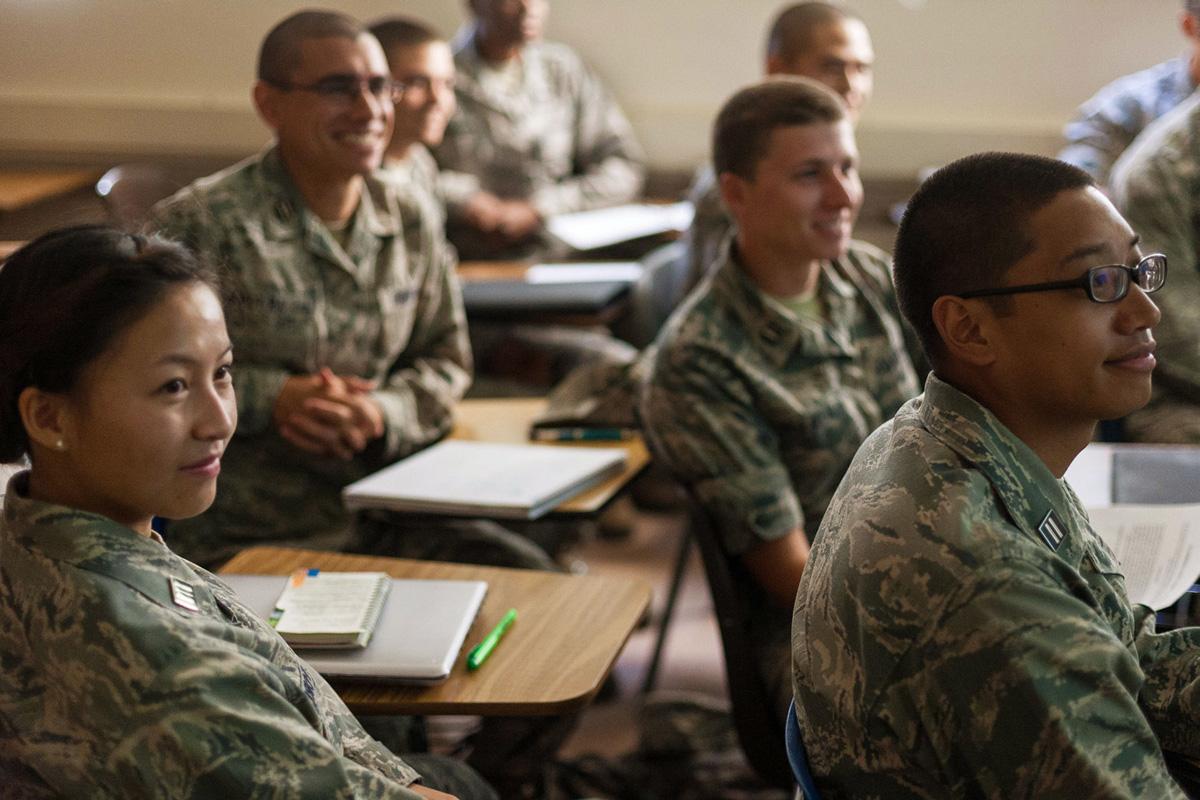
225, 291, 317, 369
1082, 539, 1138, 644
376, 284, 419, 359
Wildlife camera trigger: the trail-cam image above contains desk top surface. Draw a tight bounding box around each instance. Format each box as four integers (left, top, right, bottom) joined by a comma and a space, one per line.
220, 546, 651, 715
0, 169, 100, 212
450, 397, 649, 514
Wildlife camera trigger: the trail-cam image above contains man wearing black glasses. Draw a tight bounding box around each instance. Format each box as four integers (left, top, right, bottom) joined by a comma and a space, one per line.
151, 10, 472, 571
791, 153, 1200, 798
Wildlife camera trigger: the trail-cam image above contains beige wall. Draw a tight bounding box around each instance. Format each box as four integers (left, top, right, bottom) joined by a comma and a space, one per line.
0, 0, 1185, 177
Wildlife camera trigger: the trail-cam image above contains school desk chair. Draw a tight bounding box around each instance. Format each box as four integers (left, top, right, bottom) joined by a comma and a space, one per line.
95, 163, 178, 232
677, 491, 795, 789
786, 700, 822, 799
612, 240, 690, 348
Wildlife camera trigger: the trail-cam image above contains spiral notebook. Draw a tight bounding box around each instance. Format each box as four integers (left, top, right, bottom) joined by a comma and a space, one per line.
269, 570, 390, 649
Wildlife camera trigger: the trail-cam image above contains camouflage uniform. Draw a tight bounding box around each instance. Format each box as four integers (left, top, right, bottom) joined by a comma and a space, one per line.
433, 24, 645, 258
680, 165, 729, 292
0, 472, 495, 799
793, 374, 1200, 799
151, 147, 473, 568
641, 240, 919, 715
1110, 93, 1200, 444
381, 145, 446, 233
1060, 55, 1195, 186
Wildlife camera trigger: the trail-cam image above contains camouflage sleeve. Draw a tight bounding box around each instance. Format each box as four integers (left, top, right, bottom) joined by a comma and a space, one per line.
641, 341, 802, 554
104, 645, 425, 799
150, 194, 291, 437
1060, 94, 1145, 185
528, 58, 645, 217
682, 168, 732, 293
1113, 146, 1200, 401
905, 556, 1188, 799
373, 210, 472, 461
1131, 614, 1200, 757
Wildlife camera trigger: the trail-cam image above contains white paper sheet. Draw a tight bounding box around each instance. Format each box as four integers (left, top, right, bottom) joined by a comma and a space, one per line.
1089, 504, 1200, 609
546, 202, 694, 251
1063, 443, 1115, 508
524, 261, 644, 284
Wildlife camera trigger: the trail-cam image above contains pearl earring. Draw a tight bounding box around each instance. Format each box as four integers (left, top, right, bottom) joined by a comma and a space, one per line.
55, 439, 65, 451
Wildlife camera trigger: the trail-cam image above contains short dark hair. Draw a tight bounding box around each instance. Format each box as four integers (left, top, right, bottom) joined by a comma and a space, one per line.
258, 9, 366, 84
713, 76, 846, 180
368, 17, 442, 56
767, 2, 862, 63
0, 226, 218, 462
892, 152, 1094, 367
1187, 1, 1200, 18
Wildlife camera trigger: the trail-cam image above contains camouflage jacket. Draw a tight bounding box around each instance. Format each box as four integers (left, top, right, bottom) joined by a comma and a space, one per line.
434, 24, 645, 219
1110, 92, 1200, 443
641, 240, 918, 555
1060, 55, 1195, 186
381, 145, 447, 233
793, 374, 1200, 799
0, 472, 424, 799
152, 146, 471, 567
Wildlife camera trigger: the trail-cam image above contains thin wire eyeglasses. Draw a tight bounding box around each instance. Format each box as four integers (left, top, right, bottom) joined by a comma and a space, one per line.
957, 253, 1167, 304
267, 75, 403, 105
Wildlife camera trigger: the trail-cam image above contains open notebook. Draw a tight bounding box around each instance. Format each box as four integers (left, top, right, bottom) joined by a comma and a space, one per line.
222, 573, 487, 684
342, 440, 627, 519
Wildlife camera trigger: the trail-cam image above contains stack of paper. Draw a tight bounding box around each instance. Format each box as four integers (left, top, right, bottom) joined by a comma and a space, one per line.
343, 440, 627, 520
546, 202, 694, 251
1064, 444, 1200, 610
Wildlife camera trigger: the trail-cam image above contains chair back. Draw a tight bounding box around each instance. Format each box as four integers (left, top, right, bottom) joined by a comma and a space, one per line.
685, 496, 794, 789
613, 240, 689, 347
786, 700, 822, 799
95, 163, 178, 231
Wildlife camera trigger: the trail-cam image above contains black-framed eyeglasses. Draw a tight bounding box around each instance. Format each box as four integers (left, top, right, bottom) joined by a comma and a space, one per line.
957, 253, 1167, 304
268, 75, 402, 105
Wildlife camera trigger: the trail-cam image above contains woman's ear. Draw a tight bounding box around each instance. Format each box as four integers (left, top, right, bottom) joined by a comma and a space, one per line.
18, 386, 70, 453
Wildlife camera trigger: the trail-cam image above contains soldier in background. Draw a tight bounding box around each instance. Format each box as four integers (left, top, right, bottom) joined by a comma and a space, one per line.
371, 16, 457, 229
641, 77, 918, 717
1059, 0, 1200, 188
793, 153, 1193, 797
684, 2, 875, 289
434, 0, 645, 259
0, 226, 491, 798
1109, 93, 1200, 444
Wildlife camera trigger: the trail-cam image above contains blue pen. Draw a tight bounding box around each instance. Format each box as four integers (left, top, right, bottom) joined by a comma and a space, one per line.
530, 427, 631, 442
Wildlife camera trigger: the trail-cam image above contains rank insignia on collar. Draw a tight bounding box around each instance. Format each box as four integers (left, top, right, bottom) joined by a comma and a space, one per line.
1037, 509, 1066, 552
170, 578, 200, 612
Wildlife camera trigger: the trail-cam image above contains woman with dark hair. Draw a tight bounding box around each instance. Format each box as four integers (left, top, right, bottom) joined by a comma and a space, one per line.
0, 226, 492, 799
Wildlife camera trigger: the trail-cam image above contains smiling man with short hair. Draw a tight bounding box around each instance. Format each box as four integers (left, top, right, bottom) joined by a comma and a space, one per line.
791, 152, 1200, 798
152, 10, 472, 570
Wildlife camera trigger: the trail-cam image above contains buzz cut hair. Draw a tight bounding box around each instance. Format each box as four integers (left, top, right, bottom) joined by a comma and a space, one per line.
766, 2, 862, 63
368, 16, 443, 55
258, 9, 367, 85
713, 76, 846, 180
892, 152, 1095, 368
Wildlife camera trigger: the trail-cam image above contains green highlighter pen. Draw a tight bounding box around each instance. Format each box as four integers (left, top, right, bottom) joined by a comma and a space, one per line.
467, 608, 517, 670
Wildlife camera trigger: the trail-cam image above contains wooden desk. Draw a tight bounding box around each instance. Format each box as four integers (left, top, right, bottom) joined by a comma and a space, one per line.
451, 397, 650, 514
0, 241, 24, 261
457, 260, 531, 283
0, 169, 100, 212
220, 546, 651, 715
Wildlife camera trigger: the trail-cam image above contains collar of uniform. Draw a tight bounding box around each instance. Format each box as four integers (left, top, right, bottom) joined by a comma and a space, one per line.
2, 472, 219, 616
918, 374, 1086, 561
258, 145, 401, 275
713, 242, 856, 369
